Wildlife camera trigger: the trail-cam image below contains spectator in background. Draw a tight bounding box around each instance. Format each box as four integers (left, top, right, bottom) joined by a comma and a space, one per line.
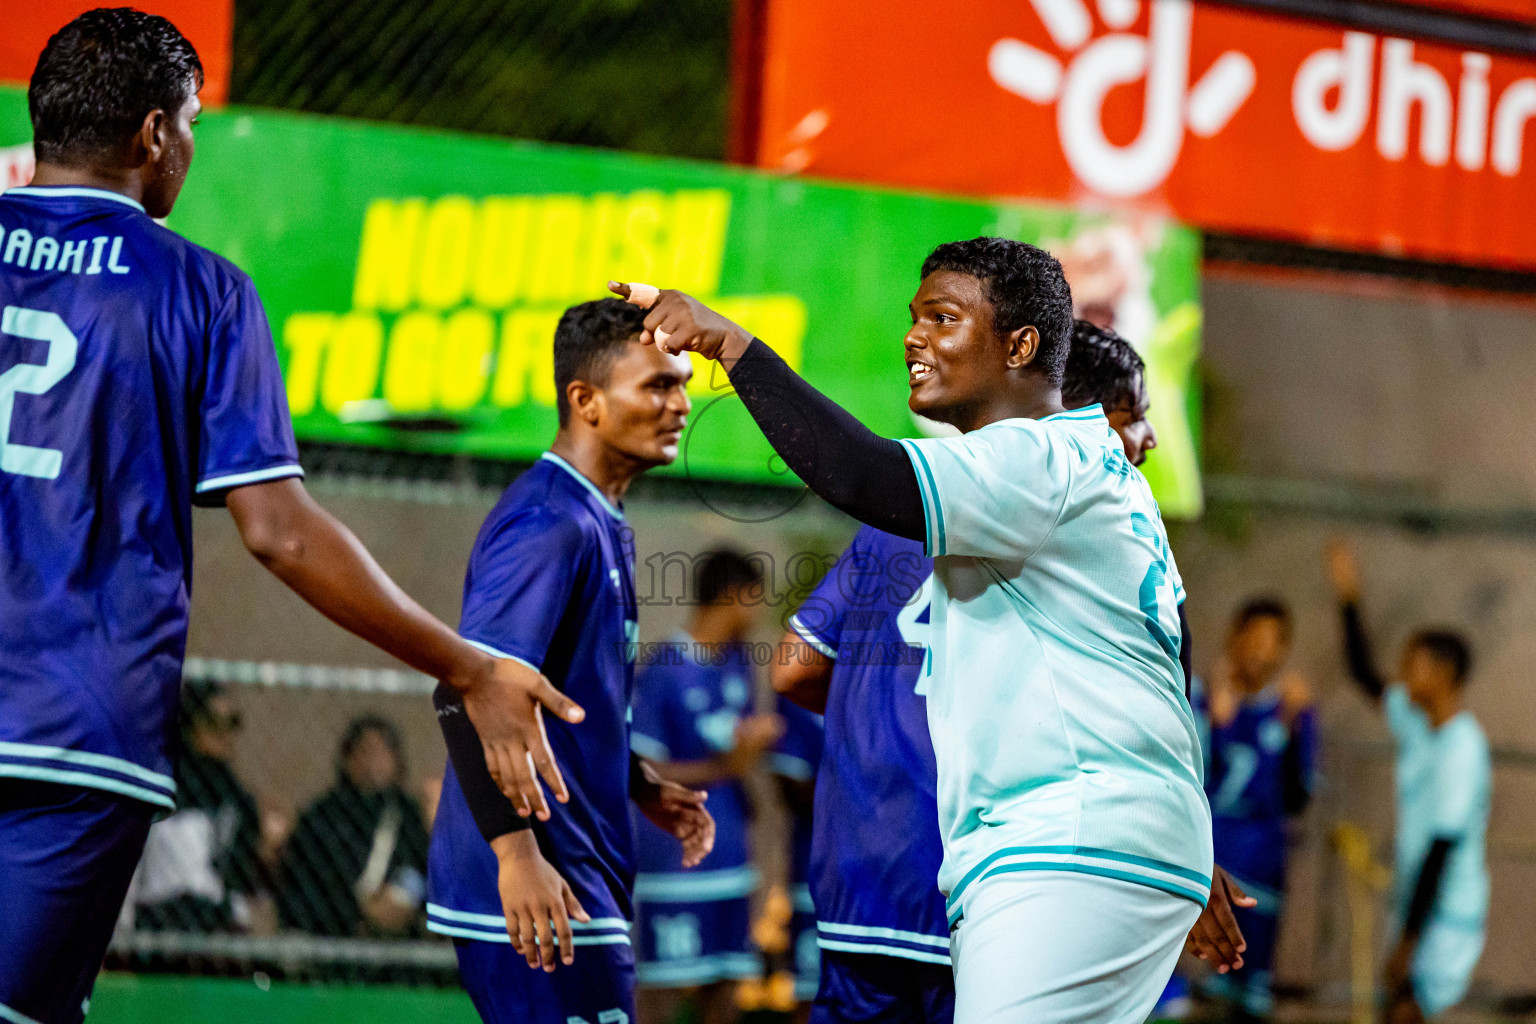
1326, 543, 1490, 1024
131, 682, 265, 932
278, 716, 430, 938
1197, 599, 1317, 1021
630, 550, 784, 1024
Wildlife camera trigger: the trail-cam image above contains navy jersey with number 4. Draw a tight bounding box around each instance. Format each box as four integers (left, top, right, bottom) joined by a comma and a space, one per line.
789, 526, 950, 965
0, 187, 301, 810
427, 453, 639, 947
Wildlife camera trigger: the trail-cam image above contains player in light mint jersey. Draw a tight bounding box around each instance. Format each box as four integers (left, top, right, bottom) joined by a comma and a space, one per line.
1327, 544, 1490, 1023
608, 237, 1211, 1023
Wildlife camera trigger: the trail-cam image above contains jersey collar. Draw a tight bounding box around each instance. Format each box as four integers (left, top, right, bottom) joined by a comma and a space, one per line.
4, 185, 146, 213
1041, 403, 1106, 424
540, 451, 625, 521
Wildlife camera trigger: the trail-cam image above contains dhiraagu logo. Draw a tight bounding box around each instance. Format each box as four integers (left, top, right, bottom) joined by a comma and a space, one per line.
279, 188, 807, 425
988, 0, 1255, 196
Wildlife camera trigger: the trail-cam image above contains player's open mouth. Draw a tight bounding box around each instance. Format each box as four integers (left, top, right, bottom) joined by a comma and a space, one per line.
907, 361, 934, 386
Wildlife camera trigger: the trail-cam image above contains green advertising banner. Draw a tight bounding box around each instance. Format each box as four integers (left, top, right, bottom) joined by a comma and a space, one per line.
0, 87, 1204, 515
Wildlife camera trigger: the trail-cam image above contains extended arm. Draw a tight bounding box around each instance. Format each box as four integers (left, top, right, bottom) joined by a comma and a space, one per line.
1403, 837, 1454, 941
1326, 542, 1385, 701
226, 477, 583, 817
609, 284, 924, 538
772, 631, 835, 715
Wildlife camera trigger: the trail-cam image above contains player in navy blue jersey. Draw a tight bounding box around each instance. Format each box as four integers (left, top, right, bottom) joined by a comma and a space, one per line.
1196, 599, 1316, 1020
428, 298, 718, 1024
628, 549, 783, 1024
771, 692, 826, 1016
767, 321, 1247, 1024
1, 13, 580, 1024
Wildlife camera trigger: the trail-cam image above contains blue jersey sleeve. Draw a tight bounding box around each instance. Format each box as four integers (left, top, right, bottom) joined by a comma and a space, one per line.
630, 660, 682, 763
193, 273, 303, 505
770, 695, 824, 781
788, 528, 882, 659
459, 507, 587, 671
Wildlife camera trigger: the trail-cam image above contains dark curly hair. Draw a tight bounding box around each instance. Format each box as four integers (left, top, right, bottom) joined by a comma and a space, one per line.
553, 297, 649, 425
1061, 319, 1145, 414
29, 8, 204, 165
920, 237, 1074, 387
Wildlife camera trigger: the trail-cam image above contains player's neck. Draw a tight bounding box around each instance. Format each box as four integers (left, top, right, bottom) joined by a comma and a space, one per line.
1423, 690, 1463, 729
688, 607, 742, 647
29, 162, 146, 204
548, 431, 645, 507
949, 383, 1065, 433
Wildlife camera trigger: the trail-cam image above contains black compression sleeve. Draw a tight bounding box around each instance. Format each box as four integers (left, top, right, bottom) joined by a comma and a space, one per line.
1404, 837, 1455, 938
1178, 601, 1193, 699
725, 338, 925, 541
1341, 601, 1386, 699
1281, 732, 1313, 815
630, 752, 655, 802
434, 682, 529, 841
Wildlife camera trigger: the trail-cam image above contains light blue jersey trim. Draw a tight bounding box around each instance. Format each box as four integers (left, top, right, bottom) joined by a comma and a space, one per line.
427, 903, 629, 935
196, 464, 305, 492
898, 440, 946, 556
629, 732, 671, 762
0, 999, 44, 1024
816, 936, 952, 966
1041, 404, 1105, 422
541, 452, 624, 521
4, 186, 146, 212
634, 867, 758, 902
946, 846, 1211, 923
769, 753, 815, 782
0, 763, 175, 809
637, 952, 760, 987
816, 921, 949, 949
461, 638, 541, 674
427, 920, 631, 946
787, 614, 837, 660
0, 741, 173, 790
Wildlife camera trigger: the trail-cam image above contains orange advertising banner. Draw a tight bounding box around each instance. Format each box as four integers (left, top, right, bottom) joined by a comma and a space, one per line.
755, 0, 1536, 269
1, 1, 232, 104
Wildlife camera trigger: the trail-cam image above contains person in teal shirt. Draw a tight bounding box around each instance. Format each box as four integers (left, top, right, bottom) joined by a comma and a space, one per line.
1327, 543, 1490, 1023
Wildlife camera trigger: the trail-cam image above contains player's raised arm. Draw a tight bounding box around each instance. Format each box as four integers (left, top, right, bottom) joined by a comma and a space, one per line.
225, 477, 584, 818
1325, 541, 1387, 701
609, 282, 927, 542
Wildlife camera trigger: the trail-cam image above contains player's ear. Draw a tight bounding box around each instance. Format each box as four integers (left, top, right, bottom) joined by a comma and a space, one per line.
1004, 324, 1040, 371
134, 108, 166, 166
566, 380, 602, 426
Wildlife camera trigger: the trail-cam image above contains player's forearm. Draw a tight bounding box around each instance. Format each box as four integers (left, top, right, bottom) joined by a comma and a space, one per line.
1403, 836, 1455, 940
228, 480, 489, 691
724, 338, 926, 541
1339, 601, 1386, 700
771, 637, 833, 715
651, 755, 744, 789
436, 683, 527, 841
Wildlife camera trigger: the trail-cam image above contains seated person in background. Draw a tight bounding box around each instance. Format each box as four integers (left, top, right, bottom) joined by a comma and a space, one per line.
278, 716, 430, 937
630, 550, 784, 1024
1325, 543, 1490, 1024
131, 682, 266, 932
1198, 599, 1316, 1021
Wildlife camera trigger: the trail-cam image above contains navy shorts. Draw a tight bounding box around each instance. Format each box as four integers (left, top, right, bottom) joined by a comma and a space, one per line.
455, 936, 637, 1024
0, 781, 155, 1024
810, 949, 955, 1024
633, 895, 757, 988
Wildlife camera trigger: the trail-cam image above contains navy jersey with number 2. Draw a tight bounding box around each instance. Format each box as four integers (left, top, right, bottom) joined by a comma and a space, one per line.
0, 186, 301, 809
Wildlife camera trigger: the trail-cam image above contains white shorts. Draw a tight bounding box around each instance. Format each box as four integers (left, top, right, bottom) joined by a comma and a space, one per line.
1412, 918, 1484, 1018
949, 870, 1202, 1024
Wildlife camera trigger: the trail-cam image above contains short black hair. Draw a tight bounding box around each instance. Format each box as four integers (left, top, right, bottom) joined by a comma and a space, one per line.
1410, 629, 1473, 686
696, 549, 763, 606
1062, 319, 1145, 413
1232, 596, 1292, 638
29, 8, 204, 165
338, 714, 405, 781
553, 298, 648, 425
920, 237, 1074, 387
